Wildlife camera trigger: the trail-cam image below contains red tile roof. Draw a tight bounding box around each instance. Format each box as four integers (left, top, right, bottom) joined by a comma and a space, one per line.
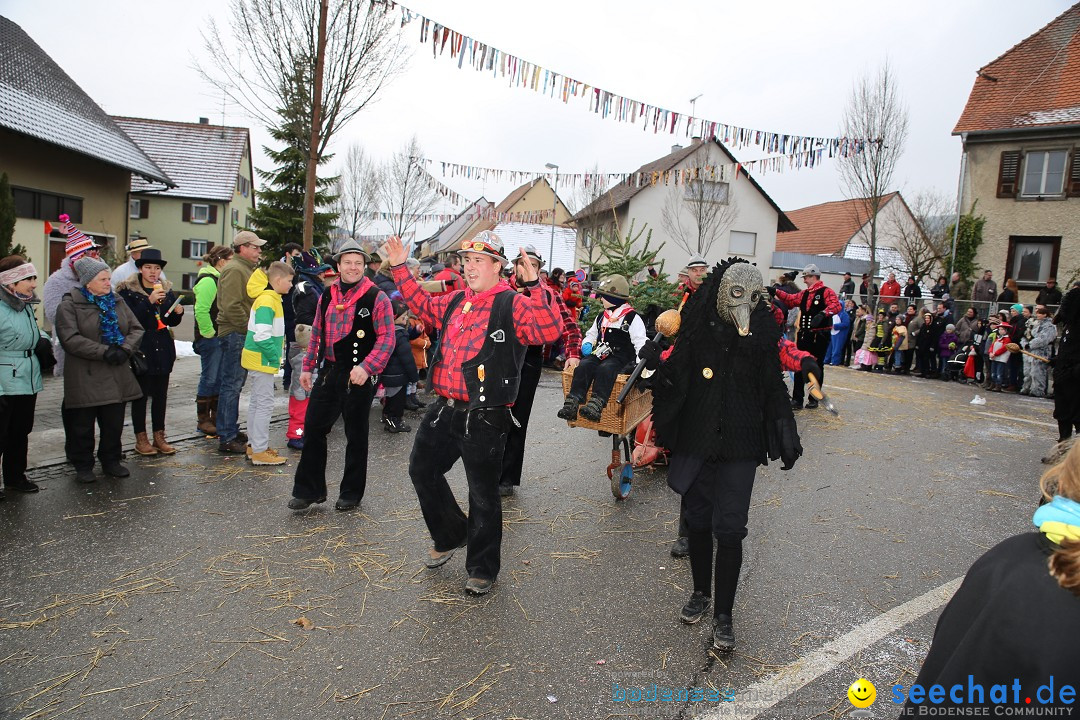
954, 3, 1080, 134
776, 193, 899, 255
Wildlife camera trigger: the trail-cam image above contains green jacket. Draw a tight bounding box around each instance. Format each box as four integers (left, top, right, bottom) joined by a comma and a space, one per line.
0, 288, 45, 396
216, 255, 258, 337
193, 265, 221, 339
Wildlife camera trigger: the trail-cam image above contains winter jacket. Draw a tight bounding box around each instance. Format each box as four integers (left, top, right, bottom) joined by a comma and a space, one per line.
972, 277, 997, 303
903, 283, 922, 301
409, 317, 429, 371
988, 331, 1011, 363
1037, 285, 1063, 306
241, 268, 286, 374
879, 279, 902, 304
0, 287, 45, 396
291, 269, 326, 327
41, 257, 81, 376
54, 291, 144, 409
852, 316, 867, 347
374, 269, 398, 300
192, 265, 221, 339
938, 331, 959, 358
381, 323, 420, 388
118, 275, 182, 376
954, 315, 979, 345
891, 324, 909, 352
216, 254, 259, 337
1027, 318, 1057, 357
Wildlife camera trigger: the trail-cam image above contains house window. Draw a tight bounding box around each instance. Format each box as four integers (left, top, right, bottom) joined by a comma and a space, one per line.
231, 208, 239, 226
181, 273, 200, 291
729, 231, 756, 256
129, 199, 140, 218
11, 186, 83, 222
1006, 236, 1060, 288
182, 239, 209, 259
190, 204, 210, 224
685, 180, 729, 204
1022, 150, 1069, 197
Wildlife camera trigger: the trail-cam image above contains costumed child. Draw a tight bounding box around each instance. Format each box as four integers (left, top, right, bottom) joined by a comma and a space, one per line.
558, 275, 646, 422
380, 300, 420, 433
824, 303, 850, 366
867, 309, 891, 371
648, 258, 801, 652
988, 320, 1013, 391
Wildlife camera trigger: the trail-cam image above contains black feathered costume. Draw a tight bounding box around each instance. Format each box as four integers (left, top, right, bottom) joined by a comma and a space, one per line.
1053, 288, 1080, 442
651, 259, 802, 646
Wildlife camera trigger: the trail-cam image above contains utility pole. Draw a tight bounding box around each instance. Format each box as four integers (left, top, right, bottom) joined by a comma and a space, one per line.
302, 0, 329, 251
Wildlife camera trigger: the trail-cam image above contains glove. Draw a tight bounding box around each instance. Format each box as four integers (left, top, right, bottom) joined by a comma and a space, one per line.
103, 345, 128, 366
800, 357, 821, 381
639, 339, 662, 370
810, 312, 829, 330
774, 418, 803, 471
766, 285, 778, 298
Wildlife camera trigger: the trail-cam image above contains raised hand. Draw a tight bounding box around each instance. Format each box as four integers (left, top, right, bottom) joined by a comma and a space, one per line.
517, 247, 538, 283
381, 236, 407, 267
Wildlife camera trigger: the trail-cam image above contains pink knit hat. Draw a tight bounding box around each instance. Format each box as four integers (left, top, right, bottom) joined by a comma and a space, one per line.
59, 214, 99, 260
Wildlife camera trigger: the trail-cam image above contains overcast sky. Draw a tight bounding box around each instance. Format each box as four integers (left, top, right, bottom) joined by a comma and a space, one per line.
3, 0, 1072, 243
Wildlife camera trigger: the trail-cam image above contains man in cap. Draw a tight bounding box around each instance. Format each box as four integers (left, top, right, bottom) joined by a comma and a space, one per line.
772, 264, 841, 409
111, 236, 168, 286
679, 255, 709, 297
215, 230, 267, 453
288, 240, 395, 511
364, 251, 383, 281
381, 231, 562, 596
840, 272, 855, 298
499, 245, 582, 497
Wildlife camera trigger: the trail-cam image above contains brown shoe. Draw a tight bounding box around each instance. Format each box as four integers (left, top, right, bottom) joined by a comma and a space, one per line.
152, 430, 177, 455
134, 432, 158, 456
218, 438, 247, 454
196, 397, 217, 436
250, 448, 287, 466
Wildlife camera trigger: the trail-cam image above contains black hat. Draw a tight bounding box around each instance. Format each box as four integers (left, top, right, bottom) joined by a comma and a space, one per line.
134, 248, 167, 268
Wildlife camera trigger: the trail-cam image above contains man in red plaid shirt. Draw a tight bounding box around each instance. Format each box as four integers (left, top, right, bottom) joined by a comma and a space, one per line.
771, 263, 841, 409
288, 240, 395, 512
383, 231, 561, 596
498, 244, 583, 497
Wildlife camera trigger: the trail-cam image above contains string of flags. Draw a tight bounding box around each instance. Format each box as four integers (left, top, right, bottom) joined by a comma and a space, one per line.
357, 206, 557, 225
374, 0, 869, 159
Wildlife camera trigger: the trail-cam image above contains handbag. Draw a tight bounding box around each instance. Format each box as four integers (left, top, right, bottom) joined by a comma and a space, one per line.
129, 350, 149, 376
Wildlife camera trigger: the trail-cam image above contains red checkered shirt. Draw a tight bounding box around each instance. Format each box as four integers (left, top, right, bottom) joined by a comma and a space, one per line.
775, 281, 842, 320
392, 264, 562, 402
509, 277, 583, 359
302, 276, 395, 375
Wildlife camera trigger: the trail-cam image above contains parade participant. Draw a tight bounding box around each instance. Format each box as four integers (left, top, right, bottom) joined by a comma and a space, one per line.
192, 245, 234, 436
902, 443, 1080, 714
649, 258, 802, 651
285, 254, 332, 450
288, 240, 395, 511
679, 254, 708, 296
118, 249, 183, 456
1023, 306, 1056, 398
242, 262, 294, 465
772, 264, 841, 409
43, 214, 101, 377
1049, 289, 1080, 458
499, 245, 582, 497
382, 231, 562, 596
432, 253, 464, 296
562, 272, 584, 322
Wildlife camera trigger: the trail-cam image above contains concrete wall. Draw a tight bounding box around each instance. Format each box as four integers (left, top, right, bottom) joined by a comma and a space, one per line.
961, 134, 1080, 304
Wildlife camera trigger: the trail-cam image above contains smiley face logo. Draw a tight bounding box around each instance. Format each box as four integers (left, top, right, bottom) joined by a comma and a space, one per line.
847, 678, 876, 708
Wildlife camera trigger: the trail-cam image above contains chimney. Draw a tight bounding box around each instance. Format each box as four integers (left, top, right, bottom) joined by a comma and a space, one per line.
671, 144, 682, 153
199, 117, 209, 125
691, 135, 703, 144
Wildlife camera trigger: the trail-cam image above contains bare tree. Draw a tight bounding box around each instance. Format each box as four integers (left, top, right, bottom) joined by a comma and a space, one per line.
660, 146, 738, 257
379, 136, 439, 242
893, 189, 954, 285
839, 60, 909, 277
197, 0, 408, 160
571, 163, 611, 273
333, 143, 381, 241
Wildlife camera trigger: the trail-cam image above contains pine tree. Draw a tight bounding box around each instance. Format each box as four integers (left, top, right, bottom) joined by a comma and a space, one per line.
0, 173, 28, 259
579, 220, 679, 333
248, 68, 338, 260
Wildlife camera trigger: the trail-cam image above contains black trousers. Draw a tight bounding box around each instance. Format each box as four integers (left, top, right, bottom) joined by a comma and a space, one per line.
131, 373, 170, 434
409, 399, 510, 581
65, 401, 126, 471
568, 353, 631, 405
792, 331, 829, 403
383, 385, 407, 419
841, 329, 854, 365
500, 349, 542, 487
0, 394, 37, 486
291, 363, 375, 503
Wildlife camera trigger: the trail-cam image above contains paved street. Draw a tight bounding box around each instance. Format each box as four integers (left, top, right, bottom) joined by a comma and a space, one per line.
0, 366, 1057, 719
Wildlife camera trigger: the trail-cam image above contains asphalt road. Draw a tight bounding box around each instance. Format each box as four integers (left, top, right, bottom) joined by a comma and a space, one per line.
0, 367, 1057, 719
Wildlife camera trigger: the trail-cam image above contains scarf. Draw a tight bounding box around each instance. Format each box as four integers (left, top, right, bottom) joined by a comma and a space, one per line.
79, 287, 125, 346
1033, 495, 1080, 545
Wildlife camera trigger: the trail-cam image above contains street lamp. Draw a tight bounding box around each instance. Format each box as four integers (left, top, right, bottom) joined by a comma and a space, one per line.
545, 162, 559, 269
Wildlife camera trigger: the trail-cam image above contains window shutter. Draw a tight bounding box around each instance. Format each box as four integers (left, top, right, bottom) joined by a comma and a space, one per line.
182, 239, 191, 258
182, 203, 191, 222
207, 241, 215, 251
208, 206, 218, 224
139, 198, 150, 218
997, 151, 1020, 198
1068, 150, 1080, 198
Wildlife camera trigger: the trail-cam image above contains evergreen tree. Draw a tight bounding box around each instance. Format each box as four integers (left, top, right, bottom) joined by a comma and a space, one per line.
0, 173, 28, 259
945, 200, 986, 285
248, 68, 338, 260
579, 220, 679, 333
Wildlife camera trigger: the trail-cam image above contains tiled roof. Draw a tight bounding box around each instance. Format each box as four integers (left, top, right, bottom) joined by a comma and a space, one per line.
112, 117, 250, 201
776, 193, 899, 255
954, 3, 1080, 134
571, 139, 794, 231
0, 16, 171, 185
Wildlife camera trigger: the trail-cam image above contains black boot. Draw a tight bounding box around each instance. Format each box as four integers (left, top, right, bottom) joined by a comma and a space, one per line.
713, 614, 736, 651
670, 536, 689, 558
383, 415, 412, 433
405, 393, 426, 411
557, 395, 582, 420
579, 397, 606, 422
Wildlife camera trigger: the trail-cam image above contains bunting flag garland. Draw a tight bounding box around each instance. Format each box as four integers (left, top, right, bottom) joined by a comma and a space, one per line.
355, 207, 559, 226
374, 0, 869, 159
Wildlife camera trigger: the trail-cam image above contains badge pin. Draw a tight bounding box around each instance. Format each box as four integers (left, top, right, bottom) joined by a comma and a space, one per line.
702, 367, 714, 379
357, 330, 365, 339
473, 242, 485, 251
358, 308, 371, 318
490, 329, 506, 343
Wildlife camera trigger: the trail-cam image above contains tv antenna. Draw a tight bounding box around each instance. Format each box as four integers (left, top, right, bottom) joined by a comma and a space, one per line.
689, 94, 703, 116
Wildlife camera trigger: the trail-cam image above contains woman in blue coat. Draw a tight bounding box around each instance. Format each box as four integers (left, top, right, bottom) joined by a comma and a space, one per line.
0, 255, 48, 498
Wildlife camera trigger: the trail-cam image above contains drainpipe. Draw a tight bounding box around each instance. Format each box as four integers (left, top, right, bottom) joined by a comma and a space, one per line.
947, 133, 968, 281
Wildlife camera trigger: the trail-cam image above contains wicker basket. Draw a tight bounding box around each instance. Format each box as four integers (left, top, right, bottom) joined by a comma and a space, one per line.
561, 366, 652, 435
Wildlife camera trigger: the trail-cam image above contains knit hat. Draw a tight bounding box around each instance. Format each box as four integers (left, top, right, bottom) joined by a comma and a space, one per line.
512, 244, 545, 268
73, 256, 110, 286
458, 231, 507, 263
596, 274, 630, 300
946, 323, 956, 333
59, 213, 99, 260
1011, 303, 1024, 313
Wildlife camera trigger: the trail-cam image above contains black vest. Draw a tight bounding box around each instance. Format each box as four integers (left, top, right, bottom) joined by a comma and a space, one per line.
317, 285, 379, 370
193, 273, 218, 342
799, 286, 827, 333
593, 307, 638, 361
431, 290, 527, 410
